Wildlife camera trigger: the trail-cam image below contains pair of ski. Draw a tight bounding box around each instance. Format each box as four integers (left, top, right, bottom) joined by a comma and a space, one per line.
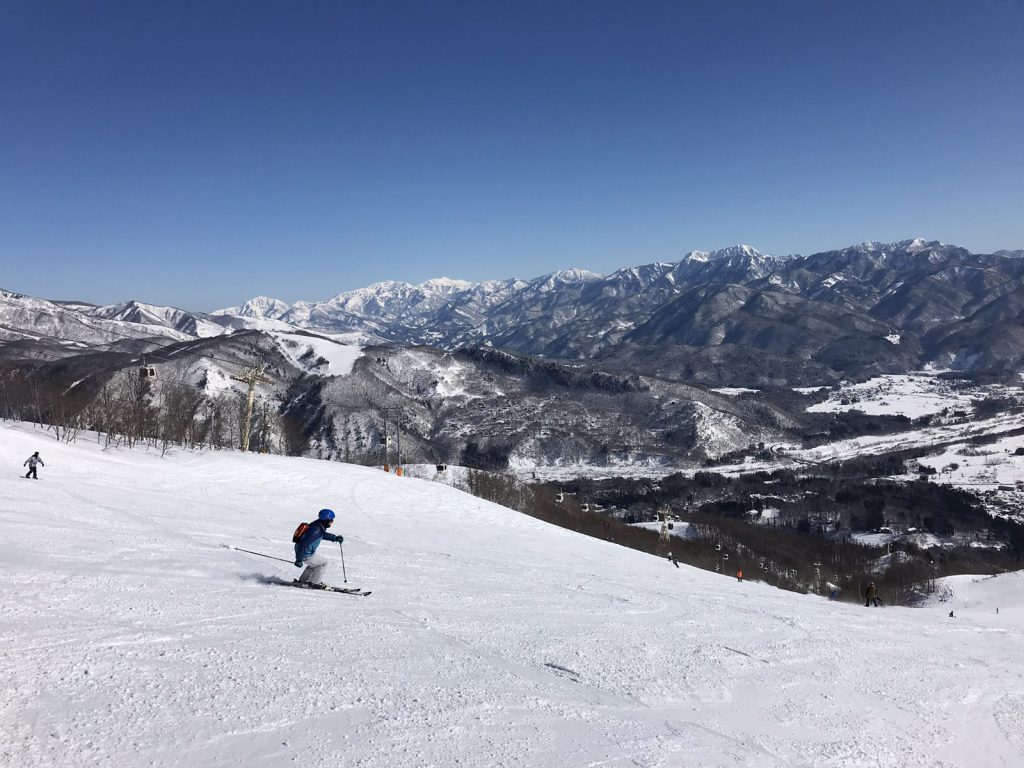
289, 580, 372, 597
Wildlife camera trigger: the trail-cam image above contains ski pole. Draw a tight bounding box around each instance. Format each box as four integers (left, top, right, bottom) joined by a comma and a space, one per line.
339, 541, 347, 583
225, 545, 294, 564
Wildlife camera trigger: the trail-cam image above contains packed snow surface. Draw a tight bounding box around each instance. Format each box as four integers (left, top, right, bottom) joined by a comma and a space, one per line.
926, 572, 1024, 623
2, 422, 1023, 768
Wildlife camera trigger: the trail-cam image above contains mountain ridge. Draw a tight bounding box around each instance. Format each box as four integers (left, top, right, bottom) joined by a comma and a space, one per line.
207, 238, 1024, 381
3, 238, 1024, 383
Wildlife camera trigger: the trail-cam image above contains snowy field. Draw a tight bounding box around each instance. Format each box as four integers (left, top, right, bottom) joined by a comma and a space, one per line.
914, 432, 1024, 489
803, 374, 984, 417
2, 421, 1024, 768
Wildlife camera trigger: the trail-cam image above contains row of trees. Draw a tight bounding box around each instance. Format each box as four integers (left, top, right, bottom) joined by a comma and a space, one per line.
561, 462, 1002, 543
0, 365, 295, 455
0, 356, 458, 467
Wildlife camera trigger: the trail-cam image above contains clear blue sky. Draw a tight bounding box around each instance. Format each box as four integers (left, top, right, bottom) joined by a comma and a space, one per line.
2, 1, 1022, 311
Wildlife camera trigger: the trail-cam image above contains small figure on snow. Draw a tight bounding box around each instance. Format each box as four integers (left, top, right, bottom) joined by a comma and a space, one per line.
865, 582, 881, 607
23, 451, 44, 479
736, 570, 743, 582
293, 508, 343, 588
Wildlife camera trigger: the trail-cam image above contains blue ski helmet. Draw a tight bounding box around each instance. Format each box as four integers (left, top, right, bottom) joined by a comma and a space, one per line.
318, 508, 335, 522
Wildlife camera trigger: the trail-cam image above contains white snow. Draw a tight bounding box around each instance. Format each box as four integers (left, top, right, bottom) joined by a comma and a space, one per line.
910, 432, 1024, 496
793, 385, 829, 394
820, 274, 844, 288
211, 314, 305, 333
805, 374, 985, 417
793, 411, 1024, 464
710, 387, 759, 396
925, 572, 1024, 623
418, 277, 476, 291
691, 401, 750, 457
2, 421, 1023, 768
270, 332, 363, 376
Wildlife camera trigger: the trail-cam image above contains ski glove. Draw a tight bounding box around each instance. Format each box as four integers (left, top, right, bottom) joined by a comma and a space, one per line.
337, 535, 344, 543
294, 560, 304, 568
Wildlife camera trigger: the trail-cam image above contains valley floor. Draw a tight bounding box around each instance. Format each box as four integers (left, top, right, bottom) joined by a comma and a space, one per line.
1, 422, 1022, 767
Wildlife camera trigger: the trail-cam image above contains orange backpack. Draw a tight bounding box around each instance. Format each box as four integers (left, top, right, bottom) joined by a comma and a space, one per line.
292, 522, 310, 543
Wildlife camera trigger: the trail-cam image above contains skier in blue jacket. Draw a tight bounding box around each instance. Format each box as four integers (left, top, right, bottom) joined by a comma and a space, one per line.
294, 509, 343, 587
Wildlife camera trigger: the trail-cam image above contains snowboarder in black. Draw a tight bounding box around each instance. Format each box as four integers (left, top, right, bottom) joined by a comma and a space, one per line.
865, 582, 881, 607
23, 452, 44, 479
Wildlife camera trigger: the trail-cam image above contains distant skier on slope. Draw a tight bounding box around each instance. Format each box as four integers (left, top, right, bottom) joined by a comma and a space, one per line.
293, 509, 344, 588
865, 582, 881, 607
23, 451, 44, 479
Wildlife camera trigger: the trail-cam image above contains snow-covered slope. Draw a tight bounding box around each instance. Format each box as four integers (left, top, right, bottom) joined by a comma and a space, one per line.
212, 295, 291, 320
269, 331, 364, 376
86, 300, 226, 338
926, 572, 1024, 620
1, 422, 1022, 768
0, 289, 196, 349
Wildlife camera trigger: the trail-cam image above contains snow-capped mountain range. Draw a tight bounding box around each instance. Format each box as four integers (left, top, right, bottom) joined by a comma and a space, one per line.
0, 290, 197, 358
4, 238, 1024, 383
213, 244, 785, 350
210, 238, 1024, 381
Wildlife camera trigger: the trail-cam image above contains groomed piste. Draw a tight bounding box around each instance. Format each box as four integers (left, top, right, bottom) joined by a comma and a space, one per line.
1, 421, 1022, 767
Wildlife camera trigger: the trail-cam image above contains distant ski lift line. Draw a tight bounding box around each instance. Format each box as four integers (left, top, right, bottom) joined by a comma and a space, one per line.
134, 349, 272, 375
129, 347, 289, 405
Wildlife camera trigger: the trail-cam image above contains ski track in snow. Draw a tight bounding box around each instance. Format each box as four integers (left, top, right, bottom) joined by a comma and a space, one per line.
1, 422, 1023, 767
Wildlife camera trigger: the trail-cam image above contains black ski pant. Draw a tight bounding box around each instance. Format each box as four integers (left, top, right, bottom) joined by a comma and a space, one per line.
865, 597, 879, 607
25, 466, 37, 479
